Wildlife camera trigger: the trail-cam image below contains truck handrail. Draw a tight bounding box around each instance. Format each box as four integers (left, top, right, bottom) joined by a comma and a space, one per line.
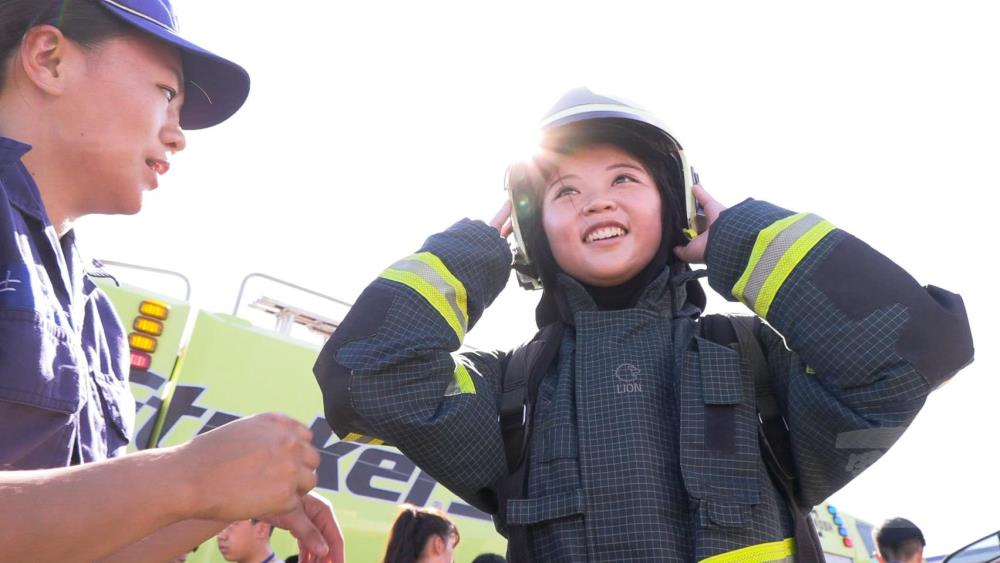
233, 273, 352, 316
93, 259, 192, 301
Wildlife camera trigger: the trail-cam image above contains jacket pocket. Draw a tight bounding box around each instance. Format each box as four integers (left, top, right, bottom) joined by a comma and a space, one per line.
0, 312, 83, 414
506, 489, 585, 526
680, 336, 761, 529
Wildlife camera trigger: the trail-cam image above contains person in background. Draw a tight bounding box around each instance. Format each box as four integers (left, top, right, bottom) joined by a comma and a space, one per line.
217, 518, 278, 563
875, 517, 926, 563
382, 505, 460, 563
0, 1, 340, 560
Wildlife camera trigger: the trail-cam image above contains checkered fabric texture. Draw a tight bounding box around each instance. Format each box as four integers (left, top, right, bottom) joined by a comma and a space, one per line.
316, 202, 972, 561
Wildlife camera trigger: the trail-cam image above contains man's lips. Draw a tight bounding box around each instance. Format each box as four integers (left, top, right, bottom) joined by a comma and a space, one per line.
146, 158, 170, 175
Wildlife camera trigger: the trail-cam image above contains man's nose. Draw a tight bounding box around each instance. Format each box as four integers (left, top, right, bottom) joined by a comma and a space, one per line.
161, 111, 187, 154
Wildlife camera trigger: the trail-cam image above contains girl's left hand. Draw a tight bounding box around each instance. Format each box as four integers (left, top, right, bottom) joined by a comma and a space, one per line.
673, 184, 727, 265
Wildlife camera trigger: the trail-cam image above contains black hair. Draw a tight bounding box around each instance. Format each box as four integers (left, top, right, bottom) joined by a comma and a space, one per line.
509, 118, 689, 325
382, 505, 459, 563
0, 0, 131, 90
875, 517, 925, 561
249, 517, 276, 538
471, 554, 506, 563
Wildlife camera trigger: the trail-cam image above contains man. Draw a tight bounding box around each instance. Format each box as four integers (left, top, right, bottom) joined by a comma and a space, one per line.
218, 519, 279, 563
875, 517, 926, 563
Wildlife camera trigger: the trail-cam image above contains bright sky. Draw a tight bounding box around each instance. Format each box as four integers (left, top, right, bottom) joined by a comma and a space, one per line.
78, 1, 998, 557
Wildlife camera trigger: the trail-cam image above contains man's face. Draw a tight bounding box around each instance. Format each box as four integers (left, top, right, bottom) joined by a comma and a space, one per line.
216, 520, 259, 562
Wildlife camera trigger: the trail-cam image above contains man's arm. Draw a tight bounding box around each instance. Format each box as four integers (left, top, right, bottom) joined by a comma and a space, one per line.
0, 413, 321, 562
99, 494, 345, 563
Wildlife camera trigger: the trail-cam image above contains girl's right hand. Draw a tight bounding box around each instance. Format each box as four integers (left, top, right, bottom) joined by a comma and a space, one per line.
489, 200, 514, 239
673, 184, 727, 265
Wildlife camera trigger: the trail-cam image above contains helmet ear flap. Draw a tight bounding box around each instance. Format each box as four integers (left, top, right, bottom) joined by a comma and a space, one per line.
507, 165, 545, 290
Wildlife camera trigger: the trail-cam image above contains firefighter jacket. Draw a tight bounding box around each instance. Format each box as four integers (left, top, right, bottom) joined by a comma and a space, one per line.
314, 199, 973, 562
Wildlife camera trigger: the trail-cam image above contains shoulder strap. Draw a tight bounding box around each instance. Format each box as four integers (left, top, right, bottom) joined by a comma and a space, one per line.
499, 322, 563, 473
495, 322, 562, 563
724, 315, 824, 563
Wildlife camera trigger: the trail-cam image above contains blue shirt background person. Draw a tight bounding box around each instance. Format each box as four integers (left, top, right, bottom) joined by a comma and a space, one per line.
0, 137, 134, 470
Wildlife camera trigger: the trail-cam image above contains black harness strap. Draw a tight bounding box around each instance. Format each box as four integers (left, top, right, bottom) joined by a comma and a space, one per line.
727, 316, 824, 563
496, 322, 563, 563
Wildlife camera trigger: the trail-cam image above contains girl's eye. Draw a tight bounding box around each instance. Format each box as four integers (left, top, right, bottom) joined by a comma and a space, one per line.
553, 186, 578, 199
159, 85, 177, 102
612, 174, 637, 186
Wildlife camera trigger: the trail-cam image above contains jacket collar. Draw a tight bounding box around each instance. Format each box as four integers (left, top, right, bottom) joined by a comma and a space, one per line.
552, 264, 706, 325
0, 136, 48, 221
0, 136, 31, 165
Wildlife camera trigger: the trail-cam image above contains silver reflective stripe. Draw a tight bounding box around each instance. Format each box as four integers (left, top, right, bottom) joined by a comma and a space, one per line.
741, 214, 824, 307
836, 427, 906, 450
394, 258, 467, 335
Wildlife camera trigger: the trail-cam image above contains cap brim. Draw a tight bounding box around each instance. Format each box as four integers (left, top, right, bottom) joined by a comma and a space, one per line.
99, 3, 250, 130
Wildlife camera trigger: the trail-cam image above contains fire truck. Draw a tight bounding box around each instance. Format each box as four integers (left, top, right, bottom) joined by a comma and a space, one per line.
97, 261, 881, 562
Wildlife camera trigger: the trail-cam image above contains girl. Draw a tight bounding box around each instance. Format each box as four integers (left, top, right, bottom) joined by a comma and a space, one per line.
315, 88, 973, 562
0, 1, 340, 560
383, 505, 461, 563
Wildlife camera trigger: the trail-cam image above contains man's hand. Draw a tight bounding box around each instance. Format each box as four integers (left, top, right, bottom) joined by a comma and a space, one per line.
268, 492, 346, 563
174, 413, 320, 522
673, 184, 727, 264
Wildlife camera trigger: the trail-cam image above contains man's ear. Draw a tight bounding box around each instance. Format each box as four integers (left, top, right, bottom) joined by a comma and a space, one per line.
17, 25, 71, 95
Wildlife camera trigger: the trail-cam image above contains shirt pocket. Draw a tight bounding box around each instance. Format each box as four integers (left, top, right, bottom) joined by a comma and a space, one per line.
679, 336, 761, 530
91, 367, 135, 454
0, 311, 84, 414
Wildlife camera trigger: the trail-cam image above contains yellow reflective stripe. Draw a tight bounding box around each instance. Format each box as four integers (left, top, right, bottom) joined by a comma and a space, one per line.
408, 253, 468, 321
380, 252, 469, 341
342, 432, 385, 446
445, 361, 476, 396
732, 213, 835, 318
733, 213, 810, 304
754, 219, 835, 317
700, 538, 795, 563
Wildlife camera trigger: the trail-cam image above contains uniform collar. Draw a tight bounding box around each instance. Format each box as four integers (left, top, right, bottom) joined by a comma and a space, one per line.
0, 136, 48, 221
0, 136, 32, 165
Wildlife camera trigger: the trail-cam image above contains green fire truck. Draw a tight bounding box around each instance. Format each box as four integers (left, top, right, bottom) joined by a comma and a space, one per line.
97, 261, 880, 563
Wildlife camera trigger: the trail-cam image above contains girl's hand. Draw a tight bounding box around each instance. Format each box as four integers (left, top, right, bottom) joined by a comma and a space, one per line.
673, 184, 727, 265
489, 200, 514, 239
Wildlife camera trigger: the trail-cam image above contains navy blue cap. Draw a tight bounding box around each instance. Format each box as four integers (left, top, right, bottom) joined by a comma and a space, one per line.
95, 0, 250, 130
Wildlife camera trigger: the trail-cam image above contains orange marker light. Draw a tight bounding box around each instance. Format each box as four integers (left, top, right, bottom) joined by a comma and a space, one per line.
133, 316, 163, 336
139, 299, 170, 320
128, 332, 157, 353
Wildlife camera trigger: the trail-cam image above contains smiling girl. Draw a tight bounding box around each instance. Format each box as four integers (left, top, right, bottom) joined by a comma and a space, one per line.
315, 88, 974, 562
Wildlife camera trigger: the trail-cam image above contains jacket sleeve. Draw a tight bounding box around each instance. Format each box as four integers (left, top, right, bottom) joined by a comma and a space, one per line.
705, 199, 974, 506
313, 219, 512, 512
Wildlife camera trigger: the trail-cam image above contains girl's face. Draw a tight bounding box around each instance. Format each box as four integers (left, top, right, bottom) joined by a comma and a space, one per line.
541, 144, 662, 287
56, 32, 186, 216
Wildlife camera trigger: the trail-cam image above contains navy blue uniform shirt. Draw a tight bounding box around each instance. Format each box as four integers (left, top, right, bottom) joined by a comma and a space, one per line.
0, 136, 134, 470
